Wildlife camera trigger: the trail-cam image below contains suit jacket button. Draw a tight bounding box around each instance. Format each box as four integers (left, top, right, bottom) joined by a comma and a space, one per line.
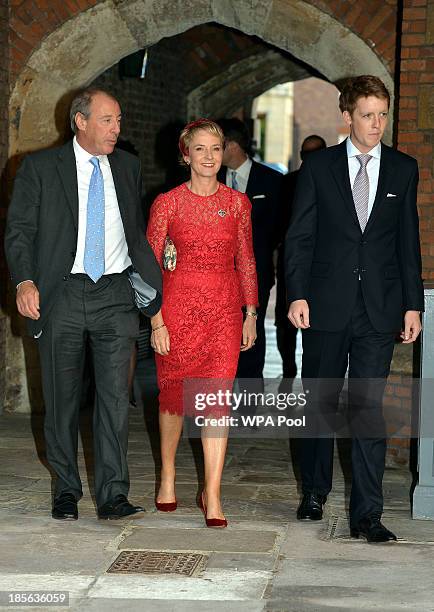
63, 275, 68, 280
353, 268, 359, 274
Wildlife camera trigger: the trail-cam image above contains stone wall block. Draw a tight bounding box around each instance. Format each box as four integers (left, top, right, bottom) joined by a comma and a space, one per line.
211, 0, 273, 38
116, 0, 213, 46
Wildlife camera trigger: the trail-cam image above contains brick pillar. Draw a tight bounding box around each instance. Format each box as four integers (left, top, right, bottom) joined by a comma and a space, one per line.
390, 0, 434, 464
0, 0, 9, 414
398, 0, 434, 279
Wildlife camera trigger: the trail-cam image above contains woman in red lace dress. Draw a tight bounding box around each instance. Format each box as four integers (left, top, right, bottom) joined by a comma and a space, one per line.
146, 119, 258, 527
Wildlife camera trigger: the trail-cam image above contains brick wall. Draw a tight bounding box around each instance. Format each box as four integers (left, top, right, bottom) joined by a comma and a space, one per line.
0, 1, 8, 179
398, 0, 434, 280
390, 0, 434, 463
91, 38, 191, 205
308, 0, 398, 71
9, 0, 100, 80
384, 374, 414, 466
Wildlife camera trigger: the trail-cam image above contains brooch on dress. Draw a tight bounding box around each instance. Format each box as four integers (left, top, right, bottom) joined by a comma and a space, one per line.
218, 210, 226, 217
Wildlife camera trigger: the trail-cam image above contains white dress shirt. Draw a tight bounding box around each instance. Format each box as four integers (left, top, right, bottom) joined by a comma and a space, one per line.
71, 137, 132, 275
225, 157, 252, 194
346, 137, 381, 220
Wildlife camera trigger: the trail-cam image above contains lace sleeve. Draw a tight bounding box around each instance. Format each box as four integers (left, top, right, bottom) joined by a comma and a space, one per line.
146, 193, 170, 270
235, 193, 259, 306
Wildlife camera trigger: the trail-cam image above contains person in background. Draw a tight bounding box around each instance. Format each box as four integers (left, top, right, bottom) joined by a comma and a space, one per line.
218, 118, 282, 399
276, 135, 326, 393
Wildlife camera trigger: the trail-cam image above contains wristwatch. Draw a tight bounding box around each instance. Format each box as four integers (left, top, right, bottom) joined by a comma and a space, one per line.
245, 311, 258, 319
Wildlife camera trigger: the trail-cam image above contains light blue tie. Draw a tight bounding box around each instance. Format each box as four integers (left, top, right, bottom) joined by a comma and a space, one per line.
231, 170, 239, 191
84, 157, 105, 282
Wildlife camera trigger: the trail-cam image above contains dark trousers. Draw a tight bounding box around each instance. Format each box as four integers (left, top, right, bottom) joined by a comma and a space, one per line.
300, 287, 395, 526
38, 272, 139, 507
275, 265, 297, 379
236, 287, 270, 390
234, 288, 270, 416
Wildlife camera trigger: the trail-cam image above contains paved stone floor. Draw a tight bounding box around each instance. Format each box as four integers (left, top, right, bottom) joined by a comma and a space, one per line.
1, 353, 434, 612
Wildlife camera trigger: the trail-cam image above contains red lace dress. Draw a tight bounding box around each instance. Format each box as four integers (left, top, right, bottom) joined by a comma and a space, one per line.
146, 182, 258, 415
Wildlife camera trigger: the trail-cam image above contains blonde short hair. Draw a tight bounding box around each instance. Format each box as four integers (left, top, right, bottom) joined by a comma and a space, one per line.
178, 118, 224, 157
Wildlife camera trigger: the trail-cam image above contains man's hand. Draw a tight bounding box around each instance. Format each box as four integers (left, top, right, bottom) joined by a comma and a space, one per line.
288, 299, 310, 329
400, 310, 421, 344
16, 281, 40, 320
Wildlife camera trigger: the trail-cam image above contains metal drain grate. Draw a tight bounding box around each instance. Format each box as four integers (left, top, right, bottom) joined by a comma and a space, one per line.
324, 515, 434, 544
327, 515, 341, 540
324, 515, 352, 541
107, 551, 208, 576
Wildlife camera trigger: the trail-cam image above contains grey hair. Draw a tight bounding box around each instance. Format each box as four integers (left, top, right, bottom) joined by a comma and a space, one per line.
69, 89, 118, 133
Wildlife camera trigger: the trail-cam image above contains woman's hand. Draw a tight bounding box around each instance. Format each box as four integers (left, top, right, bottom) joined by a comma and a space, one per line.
240, 316, 257, 351
151, 325, 170, 355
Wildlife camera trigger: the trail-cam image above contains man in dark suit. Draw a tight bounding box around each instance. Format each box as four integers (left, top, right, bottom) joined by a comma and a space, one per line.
285, 76, 423, 542
5, 89, 162, 521
275, 135, 326, 392
218, 118, 282, 390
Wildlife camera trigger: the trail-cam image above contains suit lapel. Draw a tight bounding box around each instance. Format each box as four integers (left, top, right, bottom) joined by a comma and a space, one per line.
108, 150, 129, 227
330, 142, 360, 230
364, 143, 394, 233
56, 142, 79, 230
246, 161, 257, 200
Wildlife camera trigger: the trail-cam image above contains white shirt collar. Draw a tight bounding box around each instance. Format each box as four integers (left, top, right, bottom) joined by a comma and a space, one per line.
73, 136, 109, 167
232, 156, 252, 180
346, 137, 381, 160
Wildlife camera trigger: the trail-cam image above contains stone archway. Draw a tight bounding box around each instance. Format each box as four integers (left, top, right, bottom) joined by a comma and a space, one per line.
9, 0, 394, 155
5, 0, 396, 413
187, 50, 310, 119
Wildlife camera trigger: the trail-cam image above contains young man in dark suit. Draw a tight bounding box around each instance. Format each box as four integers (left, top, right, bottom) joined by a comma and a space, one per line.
285, 76, 423, 542
218, 118, 282, 390
5, 90, 162, 521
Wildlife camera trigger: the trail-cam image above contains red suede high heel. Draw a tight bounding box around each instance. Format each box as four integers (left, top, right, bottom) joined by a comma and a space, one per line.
199, 492, 227, 528
155, 499, 177, 512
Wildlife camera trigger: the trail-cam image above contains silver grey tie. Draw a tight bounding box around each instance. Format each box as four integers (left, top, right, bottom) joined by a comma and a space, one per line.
352, 154, 372, 232
231, 170, 239, 191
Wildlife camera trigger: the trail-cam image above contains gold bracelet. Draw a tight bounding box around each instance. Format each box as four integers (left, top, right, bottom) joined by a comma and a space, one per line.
151, 323, 166, 332
245, 311, 258, 319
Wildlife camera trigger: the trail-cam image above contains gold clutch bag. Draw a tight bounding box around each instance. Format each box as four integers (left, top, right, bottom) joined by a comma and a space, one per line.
163, 237, 177, 271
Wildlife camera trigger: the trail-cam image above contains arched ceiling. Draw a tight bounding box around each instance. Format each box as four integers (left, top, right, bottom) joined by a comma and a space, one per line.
162, 22, 314, 92
187, 48, 311, 118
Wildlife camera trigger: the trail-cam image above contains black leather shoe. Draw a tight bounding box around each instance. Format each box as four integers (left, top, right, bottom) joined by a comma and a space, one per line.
98, 495, 145, 520
52, 493, 78, 520
350, 515, 397, 543
297, 493, 326, 520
